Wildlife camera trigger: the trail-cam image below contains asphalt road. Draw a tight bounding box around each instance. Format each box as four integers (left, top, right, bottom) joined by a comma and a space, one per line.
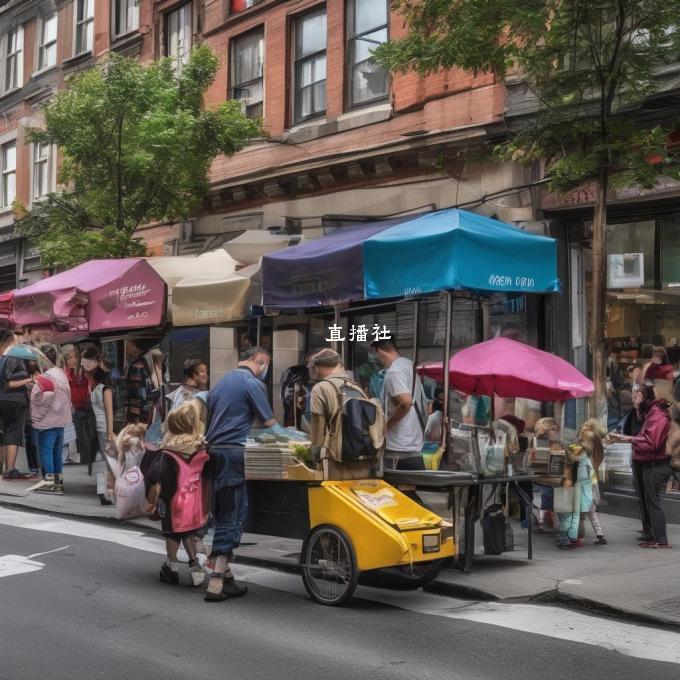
0, 510, 678, 680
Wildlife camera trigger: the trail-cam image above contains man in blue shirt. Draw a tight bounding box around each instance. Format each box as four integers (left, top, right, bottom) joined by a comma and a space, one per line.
204, 346, 276, 602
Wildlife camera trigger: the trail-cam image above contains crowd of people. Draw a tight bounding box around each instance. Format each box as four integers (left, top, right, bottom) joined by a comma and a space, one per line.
1, 327, 679, 603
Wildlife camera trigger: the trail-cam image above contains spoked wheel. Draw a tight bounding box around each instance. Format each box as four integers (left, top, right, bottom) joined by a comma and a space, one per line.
301, 524, 359, 606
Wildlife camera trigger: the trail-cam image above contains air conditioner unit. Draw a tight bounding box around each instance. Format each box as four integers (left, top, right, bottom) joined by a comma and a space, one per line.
608, 253, 644, 288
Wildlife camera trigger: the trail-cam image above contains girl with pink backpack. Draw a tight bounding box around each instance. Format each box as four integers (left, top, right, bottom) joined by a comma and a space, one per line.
145, 400, 210, 586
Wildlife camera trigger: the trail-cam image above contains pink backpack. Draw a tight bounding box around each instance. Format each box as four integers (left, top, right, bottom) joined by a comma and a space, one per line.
164, 449, 210, 533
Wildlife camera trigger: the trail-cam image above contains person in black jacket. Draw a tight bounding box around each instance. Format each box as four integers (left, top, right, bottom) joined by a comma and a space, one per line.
0, 333, 38, 480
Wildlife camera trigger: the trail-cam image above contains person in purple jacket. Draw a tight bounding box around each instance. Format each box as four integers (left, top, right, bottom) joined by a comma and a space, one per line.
611, 383, 672, 548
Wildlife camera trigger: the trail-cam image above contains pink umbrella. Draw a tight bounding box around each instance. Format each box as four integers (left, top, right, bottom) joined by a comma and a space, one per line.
418, 337, 593, 402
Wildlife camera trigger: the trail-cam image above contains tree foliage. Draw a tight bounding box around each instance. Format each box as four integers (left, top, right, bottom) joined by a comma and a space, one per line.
16, 44, 260, 269
375, 0, 680, 190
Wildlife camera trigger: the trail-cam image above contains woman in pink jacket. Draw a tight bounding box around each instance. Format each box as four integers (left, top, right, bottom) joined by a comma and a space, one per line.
30, 345, 73, 495
612, 383, 672, 548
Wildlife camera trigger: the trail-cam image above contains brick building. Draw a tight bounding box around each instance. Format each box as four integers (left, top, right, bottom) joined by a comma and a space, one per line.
0, 0, 542, 287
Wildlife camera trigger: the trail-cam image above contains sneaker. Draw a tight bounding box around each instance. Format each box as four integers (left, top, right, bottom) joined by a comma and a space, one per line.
593, 536, 608, 545
159, 563, 179, 585
34, 481, 59, 494
53, 482, 64, 496
655, 542, 672, 549
639, 542, 659, 549
3, 468, 38, 481
189, 559, 206, 587
570, 539, 585, 548
638, 534, 654, 543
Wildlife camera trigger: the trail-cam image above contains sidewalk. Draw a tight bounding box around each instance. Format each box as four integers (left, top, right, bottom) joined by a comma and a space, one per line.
2, 465, 679, 627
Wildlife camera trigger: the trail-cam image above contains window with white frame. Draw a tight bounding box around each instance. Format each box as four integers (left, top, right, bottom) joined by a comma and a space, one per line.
232, 29, 264, 120
1, 142, 16, 208
4, 26, 23, 92
166, 3, 192, 72
75, 0, 95, 55
38, 13, 58, 71
112, 0, 140, 38
293, 8, 327, 124
347, 0, 389, 108
33, 142, 52, 200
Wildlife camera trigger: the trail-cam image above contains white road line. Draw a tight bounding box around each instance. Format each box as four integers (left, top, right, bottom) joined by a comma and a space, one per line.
1, 506, 679, 665
27, 545, 71, 559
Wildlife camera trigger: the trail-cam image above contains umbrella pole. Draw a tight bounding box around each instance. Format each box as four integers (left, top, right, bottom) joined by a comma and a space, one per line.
412, 297, 420, 369
333, 305, 344, 363
442, 292, 453, 443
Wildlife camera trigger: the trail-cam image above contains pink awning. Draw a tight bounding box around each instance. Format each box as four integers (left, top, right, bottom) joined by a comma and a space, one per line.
0, 291, 14, 328
13, 259, 166, 332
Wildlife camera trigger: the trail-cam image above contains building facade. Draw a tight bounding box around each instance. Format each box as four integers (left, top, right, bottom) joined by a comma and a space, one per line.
0, 1, 554, 421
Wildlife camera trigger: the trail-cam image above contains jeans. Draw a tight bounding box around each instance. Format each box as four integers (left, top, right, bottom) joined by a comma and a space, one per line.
211, 483, 248, 558
640, 461, 672, 544
38, 428, 64, 475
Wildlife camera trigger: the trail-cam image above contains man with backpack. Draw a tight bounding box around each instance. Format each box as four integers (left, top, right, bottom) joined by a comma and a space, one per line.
307, 348, 384, 479
370, 339, 427, 471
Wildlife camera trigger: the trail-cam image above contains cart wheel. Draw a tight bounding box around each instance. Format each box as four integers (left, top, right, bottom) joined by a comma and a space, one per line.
359, 559, 445, 590
301, 524, 359, 606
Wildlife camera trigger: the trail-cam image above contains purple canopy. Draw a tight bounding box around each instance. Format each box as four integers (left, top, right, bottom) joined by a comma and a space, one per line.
262, 218, 405, 308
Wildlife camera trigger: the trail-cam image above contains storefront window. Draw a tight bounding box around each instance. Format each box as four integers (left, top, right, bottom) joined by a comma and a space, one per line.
660, 217, 680, 288
486, 294, 539, 346
160, 327, 210, 387
607, 220, 655, 289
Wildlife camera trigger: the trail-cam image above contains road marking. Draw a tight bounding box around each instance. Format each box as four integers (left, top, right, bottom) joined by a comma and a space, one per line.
0, 555, 45, 578
27, 545, 70, 560
1, 506, 679, 665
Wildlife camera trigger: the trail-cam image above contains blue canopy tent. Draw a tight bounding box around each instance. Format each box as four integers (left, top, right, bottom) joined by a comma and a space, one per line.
262, 209, 559, 308
262, 209, 561, 433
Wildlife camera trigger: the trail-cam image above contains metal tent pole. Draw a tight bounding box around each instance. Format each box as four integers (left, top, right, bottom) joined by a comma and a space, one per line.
442, 291, 453, 439
412, 297, 420, 368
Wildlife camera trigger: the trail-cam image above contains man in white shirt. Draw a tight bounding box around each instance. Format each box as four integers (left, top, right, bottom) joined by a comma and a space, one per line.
370, 339, 425, 470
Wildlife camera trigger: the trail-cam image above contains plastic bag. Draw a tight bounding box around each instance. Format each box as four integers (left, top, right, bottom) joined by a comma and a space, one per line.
553, 486, 576, 513
481, 504, 505, 555
115, 466, 148, 520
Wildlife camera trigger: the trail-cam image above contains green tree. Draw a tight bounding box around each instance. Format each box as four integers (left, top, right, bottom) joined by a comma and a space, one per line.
16, 44, 259, 269
376, 0, 680, 415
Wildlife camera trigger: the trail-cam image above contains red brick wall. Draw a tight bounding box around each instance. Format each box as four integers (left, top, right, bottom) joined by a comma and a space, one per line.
200, 0, 504, 183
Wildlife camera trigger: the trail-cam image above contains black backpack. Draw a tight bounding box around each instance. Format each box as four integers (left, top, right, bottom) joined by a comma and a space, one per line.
322, 378, 385, 464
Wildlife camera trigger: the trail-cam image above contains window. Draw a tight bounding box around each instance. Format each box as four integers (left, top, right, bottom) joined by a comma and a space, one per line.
166, 4, 192, 72
33, 142, 52, 200
113, 0, 140, 38
4, 26, 23, 92
607, 221, 656, 289
38, 13, 58, 71
1, 142, 16, 208
293, 8, 326, 124
232, 29, 264, 120
75, 0, 95, 55
347, 0, 388, 107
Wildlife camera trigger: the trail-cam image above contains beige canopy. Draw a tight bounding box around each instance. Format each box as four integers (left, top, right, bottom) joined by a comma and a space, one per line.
147, 251, 260, 327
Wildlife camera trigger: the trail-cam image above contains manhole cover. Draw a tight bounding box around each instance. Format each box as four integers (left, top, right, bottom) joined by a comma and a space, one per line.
646, 597, 680, 616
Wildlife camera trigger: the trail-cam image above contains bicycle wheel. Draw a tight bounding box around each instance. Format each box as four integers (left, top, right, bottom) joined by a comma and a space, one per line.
301, 524, 359, 606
